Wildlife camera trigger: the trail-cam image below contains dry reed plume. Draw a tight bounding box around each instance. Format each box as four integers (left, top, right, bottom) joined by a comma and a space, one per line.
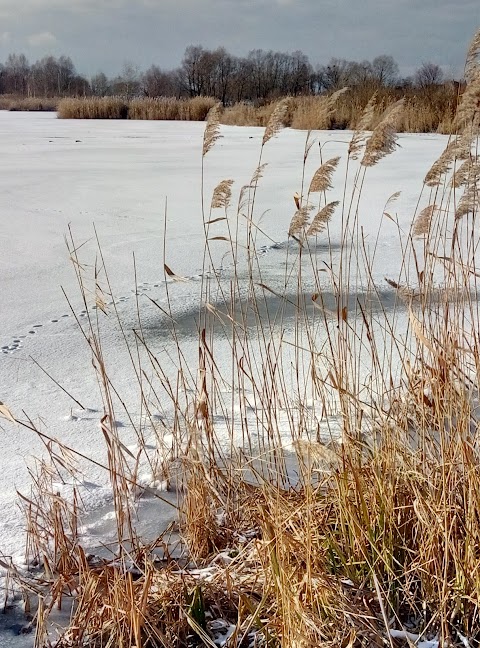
262, 96, 291, 145
210, 179, 234, 209
306, 200, 339, 236
288, 204, 314, 236
348, 92, 378, 159
411, 203, 437, 237
465, 28, 480, 83
361, 98, 404, 166
5, 25, 480, 648
202, 102, 223, 155
308, 156, 340, 193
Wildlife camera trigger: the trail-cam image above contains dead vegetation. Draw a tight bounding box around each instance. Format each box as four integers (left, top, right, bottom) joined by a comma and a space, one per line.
53, 82, 462, 134
0, 95, 59, 111
1, 27, 480, 648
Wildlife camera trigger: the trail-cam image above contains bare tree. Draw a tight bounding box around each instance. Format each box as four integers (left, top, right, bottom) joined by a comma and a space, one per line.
371, 55, 399, 86
320, 58, 353, 90
3, 53, 30, 94
143, 65, 178, 97
179, 45, 207, 97
349, 60, 374, 86
230, 56, 253, 102
414, 62, 444, 88
113, 62, 141, 98
91, 72, 111, 96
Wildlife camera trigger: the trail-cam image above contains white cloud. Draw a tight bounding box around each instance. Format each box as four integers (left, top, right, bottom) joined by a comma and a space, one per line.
0, 31, 10, 46
27, 30, 56, 47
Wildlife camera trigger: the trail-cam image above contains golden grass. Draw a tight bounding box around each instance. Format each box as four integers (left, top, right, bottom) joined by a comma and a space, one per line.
57, 96, 130, 119
3, 26, 480, 648
57, 96, 216, 121
0, 95, 59, 111
55, 86, 461, 134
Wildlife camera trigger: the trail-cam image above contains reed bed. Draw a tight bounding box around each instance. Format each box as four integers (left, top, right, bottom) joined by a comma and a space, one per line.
2, 28, 480, 648
0, 95, 59, 111
57, 96, 216, 121
56, 85, 460, 133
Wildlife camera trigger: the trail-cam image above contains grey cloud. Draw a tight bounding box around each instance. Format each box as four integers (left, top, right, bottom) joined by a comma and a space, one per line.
0, 0, 477, 76
27, 30, 56, 47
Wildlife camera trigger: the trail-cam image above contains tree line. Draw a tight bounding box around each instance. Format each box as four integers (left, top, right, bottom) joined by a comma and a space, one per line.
0, 47, 448, 102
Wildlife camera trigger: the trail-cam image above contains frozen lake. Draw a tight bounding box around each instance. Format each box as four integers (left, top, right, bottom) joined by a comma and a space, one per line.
0, 111, 448, 644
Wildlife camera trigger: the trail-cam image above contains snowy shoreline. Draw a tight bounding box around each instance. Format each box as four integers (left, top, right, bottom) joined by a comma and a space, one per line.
0, 112, 448, 645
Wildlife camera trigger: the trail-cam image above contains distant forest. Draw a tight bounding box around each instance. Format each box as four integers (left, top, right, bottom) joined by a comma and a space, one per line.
0, 46, 452, 103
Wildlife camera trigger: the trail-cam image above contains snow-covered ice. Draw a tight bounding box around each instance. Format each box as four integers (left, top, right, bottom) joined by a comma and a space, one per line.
0, 111, 449, 644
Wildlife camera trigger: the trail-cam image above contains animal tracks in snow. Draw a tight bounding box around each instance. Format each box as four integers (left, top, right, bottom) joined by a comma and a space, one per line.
1, 269, 216, 357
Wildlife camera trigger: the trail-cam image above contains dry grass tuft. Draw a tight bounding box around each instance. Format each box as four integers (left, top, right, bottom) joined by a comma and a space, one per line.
7, 28, 480, 648
57, 96, 217, 121
58, 96, 129, 119
130, 96, 216, 121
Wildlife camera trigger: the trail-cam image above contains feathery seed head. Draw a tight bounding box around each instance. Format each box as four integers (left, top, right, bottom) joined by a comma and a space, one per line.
262, 97, 291, 146
307, 201, 339, 236
450, 158, 480, 188
424, 134, 473, 187
455, 183, 479, 219
465, 28, 480, 84
211, 179, 234, 210
412, 204, 437, 237
455, 76, 480, 131
361, 99, 404, 167
309, 157, 341, 194
349, 92, 378, 160
288, 205, 314, 237
203, 102, 223, 156
251, 163, 268, 185
316, 87, 349, 129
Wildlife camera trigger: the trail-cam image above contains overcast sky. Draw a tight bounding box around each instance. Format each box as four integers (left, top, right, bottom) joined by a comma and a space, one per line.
0, 0, 478, 78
